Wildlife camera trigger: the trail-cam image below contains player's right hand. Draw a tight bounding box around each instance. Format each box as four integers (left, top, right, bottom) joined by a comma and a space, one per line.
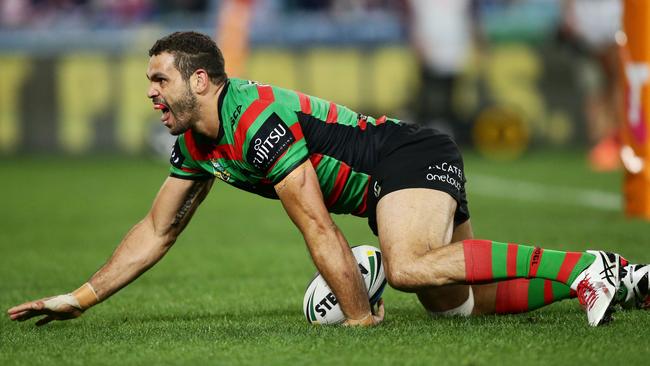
343, 298, 385, 327
7, 294, 84, 326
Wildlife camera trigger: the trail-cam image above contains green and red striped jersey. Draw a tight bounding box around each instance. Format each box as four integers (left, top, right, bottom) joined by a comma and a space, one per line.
169, 78, 402, 217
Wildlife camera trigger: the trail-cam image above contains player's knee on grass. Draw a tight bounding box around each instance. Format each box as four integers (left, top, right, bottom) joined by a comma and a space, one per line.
417, 285, 474, 316
417, 285, 475, 316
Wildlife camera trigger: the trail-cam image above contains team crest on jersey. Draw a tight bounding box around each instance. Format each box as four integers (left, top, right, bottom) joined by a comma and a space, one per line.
211, 160, 232, 182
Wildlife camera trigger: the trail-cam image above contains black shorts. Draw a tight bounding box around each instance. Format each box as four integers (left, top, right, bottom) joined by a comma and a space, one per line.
366, 126, 470, 236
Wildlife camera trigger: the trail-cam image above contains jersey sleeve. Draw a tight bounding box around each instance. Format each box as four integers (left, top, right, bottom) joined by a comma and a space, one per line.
169, 137, 213, 180
244, 105, 308, 184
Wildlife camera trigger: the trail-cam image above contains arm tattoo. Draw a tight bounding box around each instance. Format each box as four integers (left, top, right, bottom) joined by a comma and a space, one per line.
171, 181, 205, 227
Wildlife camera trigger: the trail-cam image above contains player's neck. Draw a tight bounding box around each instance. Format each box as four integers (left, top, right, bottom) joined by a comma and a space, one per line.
192, 81, 225, 139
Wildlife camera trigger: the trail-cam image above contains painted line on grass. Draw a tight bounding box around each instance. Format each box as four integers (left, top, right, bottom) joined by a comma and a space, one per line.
469, 173, 621, 211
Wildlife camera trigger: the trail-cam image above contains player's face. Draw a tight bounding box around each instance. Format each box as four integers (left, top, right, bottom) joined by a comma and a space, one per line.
146, 52, 199, 135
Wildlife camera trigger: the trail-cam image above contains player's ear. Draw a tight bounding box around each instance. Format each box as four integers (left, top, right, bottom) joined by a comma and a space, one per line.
191, 69, 209, 93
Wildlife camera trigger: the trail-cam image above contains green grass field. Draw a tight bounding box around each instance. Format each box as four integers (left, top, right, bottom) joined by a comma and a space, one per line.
1, 151, 649, 365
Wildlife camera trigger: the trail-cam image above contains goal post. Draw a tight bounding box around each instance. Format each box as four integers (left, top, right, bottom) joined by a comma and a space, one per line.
621, 0, 650, 219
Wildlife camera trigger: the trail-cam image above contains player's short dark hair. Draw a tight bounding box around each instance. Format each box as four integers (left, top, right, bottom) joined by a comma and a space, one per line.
149, 31, 227, 85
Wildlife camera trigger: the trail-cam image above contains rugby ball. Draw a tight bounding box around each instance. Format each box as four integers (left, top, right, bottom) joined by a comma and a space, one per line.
303, 245, 387, 325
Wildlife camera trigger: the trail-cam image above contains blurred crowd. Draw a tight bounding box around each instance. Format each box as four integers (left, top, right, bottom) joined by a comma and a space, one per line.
0, 0, 211, 29
0, 0, 404, 29
0, 0, 625, 165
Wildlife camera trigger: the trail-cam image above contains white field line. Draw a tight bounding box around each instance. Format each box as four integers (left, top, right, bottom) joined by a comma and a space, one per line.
469, 173, 621, 211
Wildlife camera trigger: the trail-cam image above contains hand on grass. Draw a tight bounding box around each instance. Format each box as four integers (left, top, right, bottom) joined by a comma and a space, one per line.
343, 298, 385, 327
7, 294, 83, 326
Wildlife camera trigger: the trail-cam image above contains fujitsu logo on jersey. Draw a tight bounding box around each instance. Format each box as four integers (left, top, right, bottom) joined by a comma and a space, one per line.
246, 113, 295, 172
254, 123, 287, 155
252, 124, 287, 165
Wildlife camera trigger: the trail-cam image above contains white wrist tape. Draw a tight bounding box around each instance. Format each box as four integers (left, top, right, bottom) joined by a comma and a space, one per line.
430, 287, 474, 317
43, 294, 82, 311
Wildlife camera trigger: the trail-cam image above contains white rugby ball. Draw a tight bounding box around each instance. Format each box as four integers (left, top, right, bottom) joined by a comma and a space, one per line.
303, 245, 387, 325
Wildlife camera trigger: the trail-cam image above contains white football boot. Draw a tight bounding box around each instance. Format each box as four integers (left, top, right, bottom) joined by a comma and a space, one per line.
570, 250, 622, 326
618, 263, 650, 310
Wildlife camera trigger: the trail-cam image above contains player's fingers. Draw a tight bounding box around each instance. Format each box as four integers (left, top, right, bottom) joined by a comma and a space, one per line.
11, 301, 49, 321
8, 310, 31, 321
35, 315, 56, 327
7, 300, 44, 315
7, 303, 30, 314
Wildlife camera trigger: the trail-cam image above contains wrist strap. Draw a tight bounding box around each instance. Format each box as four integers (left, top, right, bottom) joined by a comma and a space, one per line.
72, 283, 100, 310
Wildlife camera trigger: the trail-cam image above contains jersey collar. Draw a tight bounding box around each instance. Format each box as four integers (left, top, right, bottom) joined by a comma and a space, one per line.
216, 79, 230, 142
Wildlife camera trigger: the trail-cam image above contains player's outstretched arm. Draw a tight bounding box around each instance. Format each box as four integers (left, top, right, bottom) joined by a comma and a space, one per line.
275, 161, 383, 327
7, 176, 214, 326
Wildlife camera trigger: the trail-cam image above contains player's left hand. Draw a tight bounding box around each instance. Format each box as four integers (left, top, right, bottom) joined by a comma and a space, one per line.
343, 298, 385, 327
7, 294, 84, 326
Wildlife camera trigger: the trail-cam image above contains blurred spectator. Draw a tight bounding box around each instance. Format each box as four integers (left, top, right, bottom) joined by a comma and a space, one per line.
1, 0, 31, 28
285, 0, 330, 11
159, 0, 208, 13
92, 0, 154, 27
406, 0, 478, 140
0, 0, 209, 29
560, 0, 623, 171
1, 0, 91, 29
329, 0, 402, 19
0, 0, 404, 32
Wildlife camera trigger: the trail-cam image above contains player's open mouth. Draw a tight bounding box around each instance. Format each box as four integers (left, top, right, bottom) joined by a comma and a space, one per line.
153, 102, 171, 122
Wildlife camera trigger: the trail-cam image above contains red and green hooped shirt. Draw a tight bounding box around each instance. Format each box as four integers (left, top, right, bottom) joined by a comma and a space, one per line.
169, 78, 402, 217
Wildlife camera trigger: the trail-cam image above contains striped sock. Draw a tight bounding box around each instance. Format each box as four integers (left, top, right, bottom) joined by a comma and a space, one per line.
463, 239, 596, 285
494, 279, 576, 314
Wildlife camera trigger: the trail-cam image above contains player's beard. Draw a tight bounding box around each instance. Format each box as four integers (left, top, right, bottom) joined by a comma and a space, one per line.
168, 86, 199, 136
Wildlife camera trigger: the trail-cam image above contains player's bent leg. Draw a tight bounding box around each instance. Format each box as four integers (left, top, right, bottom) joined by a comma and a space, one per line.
376, 191, 494, 315
416, 219, 475, 315
374, 188, 498, 317
410, 219, 576, 317
376, 188, 458, 292
376, 188, 478, 315
376, 188, 623, 325
416, 226, 562, 316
